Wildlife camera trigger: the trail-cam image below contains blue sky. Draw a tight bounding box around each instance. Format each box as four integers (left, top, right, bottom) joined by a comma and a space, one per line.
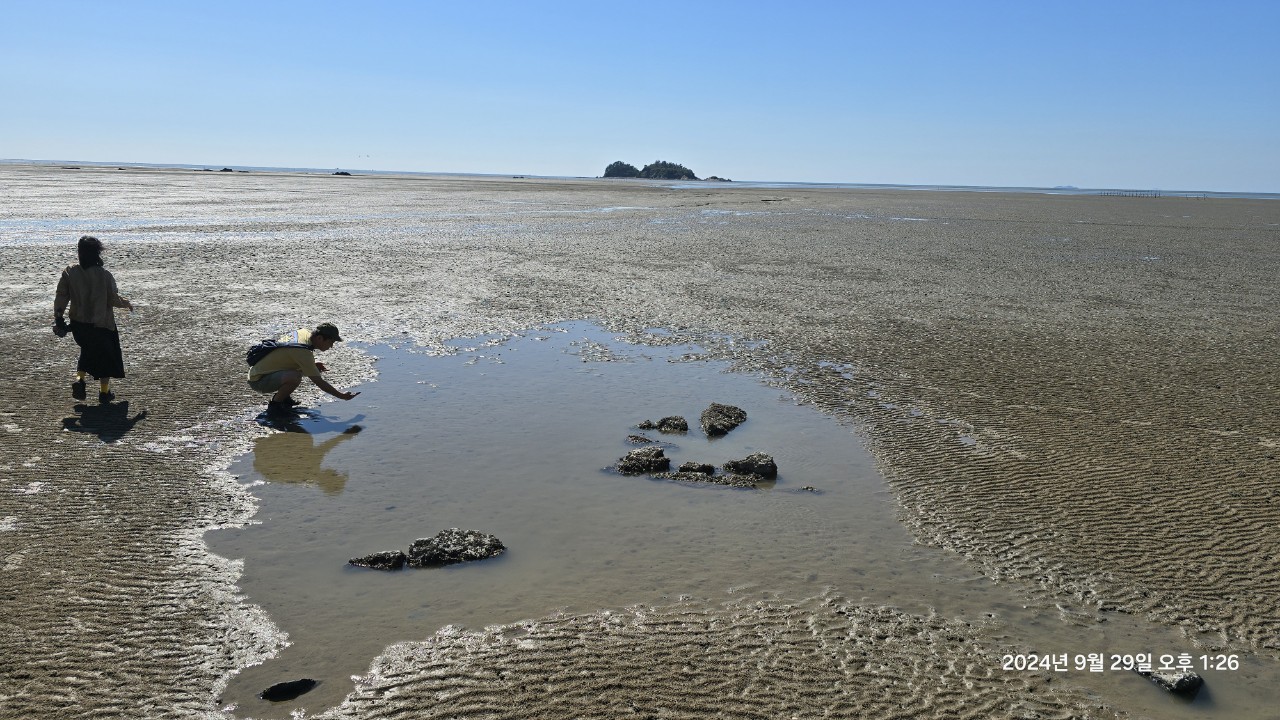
3, 1, 1277, 191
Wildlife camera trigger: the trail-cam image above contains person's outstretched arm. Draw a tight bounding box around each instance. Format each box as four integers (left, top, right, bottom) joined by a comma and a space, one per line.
309, 375, 359, 400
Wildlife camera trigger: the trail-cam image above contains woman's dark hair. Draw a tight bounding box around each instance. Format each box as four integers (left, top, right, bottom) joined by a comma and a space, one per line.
77, 235, 104, 267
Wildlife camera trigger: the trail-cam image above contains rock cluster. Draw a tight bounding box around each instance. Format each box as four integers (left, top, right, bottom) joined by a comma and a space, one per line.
349, 528, 505, 571
613, 403, 781, 490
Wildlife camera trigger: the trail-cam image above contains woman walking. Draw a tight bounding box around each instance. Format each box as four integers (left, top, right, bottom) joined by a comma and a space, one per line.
54, 235, 133, 402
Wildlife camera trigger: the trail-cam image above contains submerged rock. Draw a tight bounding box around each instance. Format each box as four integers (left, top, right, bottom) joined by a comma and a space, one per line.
616, 446, 670, 474
678, 461, 716, 475
260, 678, 319, 701
627, 434, 656, 445
701, 403, 747, 436
723, 452, 777, 479
1134, 667, 1203, 698
408, 528, 505, 567
637, 416, 686, 432
348, 550, 407, 571
654, 471, 759, 488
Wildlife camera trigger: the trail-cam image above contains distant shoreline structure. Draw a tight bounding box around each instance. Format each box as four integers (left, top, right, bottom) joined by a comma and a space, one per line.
2, 159, 1274, 201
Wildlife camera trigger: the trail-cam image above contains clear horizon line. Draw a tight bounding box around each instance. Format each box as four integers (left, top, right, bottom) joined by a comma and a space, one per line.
3, 157, 1276, 198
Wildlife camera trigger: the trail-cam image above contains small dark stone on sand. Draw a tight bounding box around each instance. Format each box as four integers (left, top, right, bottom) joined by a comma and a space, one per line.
260, 678, 319, 702
407, 528, 505, 568
701, 403, 747, 436
678, 461, 716, 475
723, 452, 778, 479
617, 446, 670, 474
348, 550, 407, 571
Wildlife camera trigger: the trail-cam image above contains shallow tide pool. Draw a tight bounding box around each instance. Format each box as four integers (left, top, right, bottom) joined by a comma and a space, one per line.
207, 322, 1279, 718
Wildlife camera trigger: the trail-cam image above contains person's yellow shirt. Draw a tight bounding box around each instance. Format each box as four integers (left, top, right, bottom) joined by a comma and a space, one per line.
247, 329, 321, 381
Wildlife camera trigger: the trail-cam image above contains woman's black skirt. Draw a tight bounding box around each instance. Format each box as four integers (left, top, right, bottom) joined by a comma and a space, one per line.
70, 322, 125, 379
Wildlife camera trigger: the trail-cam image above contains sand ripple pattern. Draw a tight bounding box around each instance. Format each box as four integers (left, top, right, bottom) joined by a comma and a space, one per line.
3, 166, 1278, 716
323, 595, 1115, 720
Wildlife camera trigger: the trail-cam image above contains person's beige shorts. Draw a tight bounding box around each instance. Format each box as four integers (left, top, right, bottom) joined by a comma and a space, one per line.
248, 370, 294, 393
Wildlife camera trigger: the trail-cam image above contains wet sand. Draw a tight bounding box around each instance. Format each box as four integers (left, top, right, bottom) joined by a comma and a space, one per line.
1, 164, 1278, 718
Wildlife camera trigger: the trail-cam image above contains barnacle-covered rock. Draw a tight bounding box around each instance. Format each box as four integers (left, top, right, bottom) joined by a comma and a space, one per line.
407, 528, 505, 568
723, 452, 777, 479
617, 446, 670, 474
701, 403, 747, 436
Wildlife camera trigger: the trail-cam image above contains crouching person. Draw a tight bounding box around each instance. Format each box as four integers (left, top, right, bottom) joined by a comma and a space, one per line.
248, 323, 360, 416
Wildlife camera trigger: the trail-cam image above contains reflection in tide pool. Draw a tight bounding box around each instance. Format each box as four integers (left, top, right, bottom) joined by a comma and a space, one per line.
250, 423, 364, 495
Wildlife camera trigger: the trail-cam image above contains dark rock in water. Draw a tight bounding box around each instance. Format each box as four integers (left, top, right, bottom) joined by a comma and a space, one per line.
655, 416, 688, 433
220, 167, 234, 172
348, 550, 406, 571
616, 446, 670, 474
678, 461, 716, 475
407, 528, 505, 568
627, 434, 656, 445
701, 403, 747, 436
723, 452, 777, 479
260, 678, 319, 701
1133, 667, 1203, 698
638, 417, 688, 433
333, 171, 352, 176
654, 471, 759, 488
720, 473, 765, 487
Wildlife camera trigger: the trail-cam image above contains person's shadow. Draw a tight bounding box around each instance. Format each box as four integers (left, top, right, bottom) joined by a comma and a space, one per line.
62, 400, 148, 442
252, 414, 365, 495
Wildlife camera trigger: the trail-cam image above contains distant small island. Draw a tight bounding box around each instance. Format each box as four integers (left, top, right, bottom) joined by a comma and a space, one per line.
604, 160, 727, 182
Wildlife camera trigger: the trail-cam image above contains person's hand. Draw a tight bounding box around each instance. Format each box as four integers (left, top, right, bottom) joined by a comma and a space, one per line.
316, 362, 329, 372
340, 391, 360, 400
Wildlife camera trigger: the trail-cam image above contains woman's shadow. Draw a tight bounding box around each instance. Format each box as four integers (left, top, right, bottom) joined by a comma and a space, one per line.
62, 400, 148, 443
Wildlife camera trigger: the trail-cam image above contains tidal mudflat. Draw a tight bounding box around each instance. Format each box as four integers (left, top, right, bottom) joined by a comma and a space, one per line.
2, 163, 1278, 719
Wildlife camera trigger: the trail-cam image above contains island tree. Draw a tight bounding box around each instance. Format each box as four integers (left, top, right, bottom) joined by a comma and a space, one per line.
639, 161, 698, 180
603, 161, 641, 178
